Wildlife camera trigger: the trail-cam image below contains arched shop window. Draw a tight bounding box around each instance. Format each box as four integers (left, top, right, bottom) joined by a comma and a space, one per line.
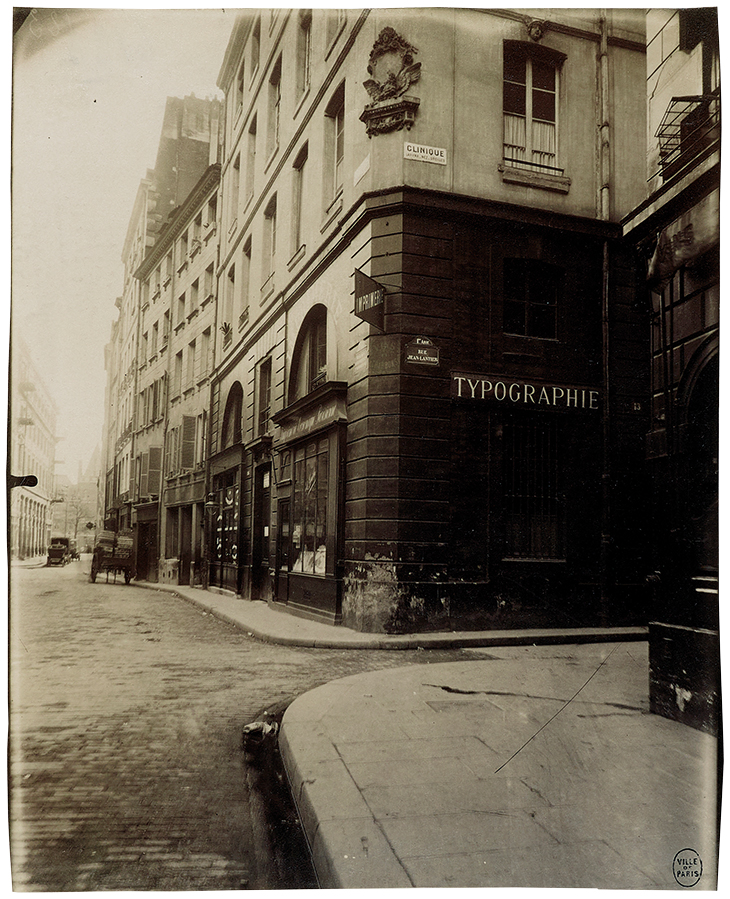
221, 382, 243, 448
289, 305, 327, 401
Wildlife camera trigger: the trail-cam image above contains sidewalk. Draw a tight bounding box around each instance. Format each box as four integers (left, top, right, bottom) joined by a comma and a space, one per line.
279, 642, 719, 889
138, 583, 717, 889
138, 579, 648, 650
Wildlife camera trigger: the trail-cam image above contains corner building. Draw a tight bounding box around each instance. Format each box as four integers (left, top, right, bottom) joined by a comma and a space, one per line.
211, 8, 649, 632
623, 9, 719, 734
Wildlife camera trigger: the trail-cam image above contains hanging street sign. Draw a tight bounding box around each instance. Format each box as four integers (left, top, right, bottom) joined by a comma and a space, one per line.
353, 269, 385, 331
405, 336, 440, 366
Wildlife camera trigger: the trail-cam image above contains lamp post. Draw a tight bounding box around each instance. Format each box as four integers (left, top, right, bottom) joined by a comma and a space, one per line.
203, 492, 219, 589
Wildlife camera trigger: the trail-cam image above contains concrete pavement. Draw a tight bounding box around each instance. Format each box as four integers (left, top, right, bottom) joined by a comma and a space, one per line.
16, 562, 717, 888
279, 642, 719, 889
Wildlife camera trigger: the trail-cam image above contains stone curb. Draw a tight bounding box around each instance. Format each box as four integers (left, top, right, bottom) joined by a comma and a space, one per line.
128, 579, 648, 650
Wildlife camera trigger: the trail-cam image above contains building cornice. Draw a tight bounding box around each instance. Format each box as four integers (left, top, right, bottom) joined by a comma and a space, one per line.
134, 163, 221, 281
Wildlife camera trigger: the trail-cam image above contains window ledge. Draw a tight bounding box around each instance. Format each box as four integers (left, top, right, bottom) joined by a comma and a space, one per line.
264, 145, 279, 174
321, 197, 343, 233
287, 244, 306, 271
260, 274, 275, 301
499, 164, 571, 194
294, 87, 310, 119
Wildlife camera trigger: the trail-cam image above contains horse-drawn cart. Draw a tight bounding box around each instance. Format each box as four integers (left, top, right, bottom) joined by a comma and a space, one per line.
90, 529, 135, 584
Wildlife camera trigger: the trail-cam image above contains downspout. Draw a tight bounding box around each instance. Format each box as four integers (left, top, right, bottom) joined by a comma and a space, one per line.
598, 12, 612, 621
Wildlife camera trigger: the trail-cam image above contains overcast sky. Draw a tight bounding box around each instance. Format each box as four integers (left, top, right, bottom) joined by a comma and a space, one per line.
11, 7, 236, 482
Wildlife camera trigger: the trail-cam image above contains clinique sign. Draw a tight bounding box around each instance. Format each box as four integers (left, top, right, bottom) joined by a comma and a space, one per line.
452, 373, 600, 411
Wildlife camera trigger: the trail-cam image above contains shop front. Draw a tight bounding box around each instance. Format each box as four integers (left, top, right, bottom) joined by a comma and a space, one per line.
271, 383, 347, 624
133, 501, 159, 582
449, 372, 604, 626
207, 444, 245, 594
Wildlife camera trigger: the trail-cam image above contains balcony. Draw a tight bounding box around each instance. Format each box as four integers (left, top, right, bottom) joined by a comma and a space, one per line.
655, 95, 720, 184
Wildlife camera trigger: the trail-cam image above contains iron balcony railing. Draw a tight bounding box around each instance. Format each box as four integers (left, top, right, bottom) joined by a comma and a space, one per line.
653, 94, 720, 184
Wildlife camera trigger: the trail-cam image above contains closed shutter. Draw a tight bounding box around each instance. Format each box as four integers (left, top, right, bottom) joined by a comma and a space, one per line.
147, 446, 162, 495
210, 381, 220, 455
139, 452, 149, 497
164, 431, 171, 478
181, 415, 196, 470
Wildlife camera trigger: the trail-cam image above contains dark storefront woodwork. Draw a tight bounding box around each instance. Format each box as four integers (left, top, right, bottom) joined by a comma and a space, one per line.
272, 383, 347, 624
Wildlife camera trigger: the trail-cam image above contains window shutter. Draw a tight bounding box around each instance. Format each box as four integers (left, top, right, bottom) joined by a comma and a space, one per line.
181, 415, 196, 470
164, 431, 171, 478
139, 451, 149, 497
147, 446, 162, 495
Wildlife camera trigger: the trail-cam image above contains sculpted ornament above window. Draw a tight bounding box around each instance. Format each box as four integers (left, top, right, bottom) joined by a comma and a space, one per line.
360, 27, 421, 136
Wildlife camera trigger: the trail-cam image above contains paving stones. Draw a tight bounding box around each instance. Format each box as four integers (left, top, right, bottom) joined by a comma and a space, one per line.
9, 562, 481, 890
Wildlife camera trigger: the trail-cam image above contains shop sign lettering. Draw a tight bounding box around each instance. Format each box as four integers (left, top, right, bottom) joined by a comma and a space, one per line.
354, 269, 385, 331
404, 143, 447, 165
276, 398, 347, 443
452, 374, 600, 410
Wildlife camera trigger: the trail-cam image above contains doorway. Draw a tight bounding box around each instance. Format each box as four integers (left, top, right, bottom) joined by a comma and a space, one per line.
252, 465, 272, 601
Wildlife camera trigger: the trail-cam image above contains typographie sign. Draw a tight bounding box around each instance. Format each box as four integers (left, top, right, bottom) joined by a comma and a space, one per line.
354, 269, 385, 331
452, 373, 600, 411
405, 336, 440, 366
404, 142, 447, 165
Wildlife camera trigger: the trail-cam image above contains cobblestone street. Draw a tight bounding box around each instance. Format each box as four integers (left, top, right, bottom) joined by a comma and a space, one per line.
9, 560, 482, 890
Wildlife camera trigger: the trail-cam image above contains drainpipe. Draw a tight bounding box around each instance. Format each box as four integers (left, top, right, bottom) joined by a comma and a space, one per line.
598, 12, 612, 622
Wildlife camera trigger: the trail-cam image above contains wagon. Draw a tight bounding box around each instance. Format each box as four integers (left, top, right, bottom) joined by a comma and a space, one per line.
90, 529, 135, 584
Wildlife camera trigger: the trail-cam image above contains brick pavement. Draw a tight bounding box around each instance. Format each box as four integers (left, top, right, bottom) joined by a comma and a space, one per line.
8, 560, 487, 890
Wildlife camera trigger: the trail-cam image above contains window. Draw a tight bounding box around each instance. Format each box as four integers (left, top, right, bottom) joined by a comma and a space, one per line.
246, 117, 257, 201
196, 411, 208, 466
162, 310, 171, 345
240, 238, 251, 328
267, 56, 282, 159
225, 264, 236, 334
230, 154, 240, 227
141, 331, 148, 361
292, 144, 307, 253
201, 328, 212, 374
257, 356, 272, 436
324, 84, 345, 206
191, 278, 199, 311
192, 213, 202, 252
173, 351, 183, 397
503, 417, 565, 560
290, 305, 327, 401
204, 263, 215, 301
186, 339, 196, 390
296, 10, 312, 99
151, 321, 158, 356
503, 42, 563, 174
178, 231, 188, 268
178, 292, 186, 325
164, 252, 172, 285
326, 9, 345, 50
503, 258, 560, 340
221, 382, 243, 448
235, 60, 245, 112
206, 195, 217, 231
263, 195, 277, 291
251, 16, 261, 76
290, 438, 329, 574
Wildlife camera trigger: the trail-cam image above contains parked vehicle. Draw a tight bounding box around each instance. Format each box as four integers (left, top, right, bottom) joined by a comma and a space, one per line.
47, 537, 71, 566
90, 530, 135, 584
